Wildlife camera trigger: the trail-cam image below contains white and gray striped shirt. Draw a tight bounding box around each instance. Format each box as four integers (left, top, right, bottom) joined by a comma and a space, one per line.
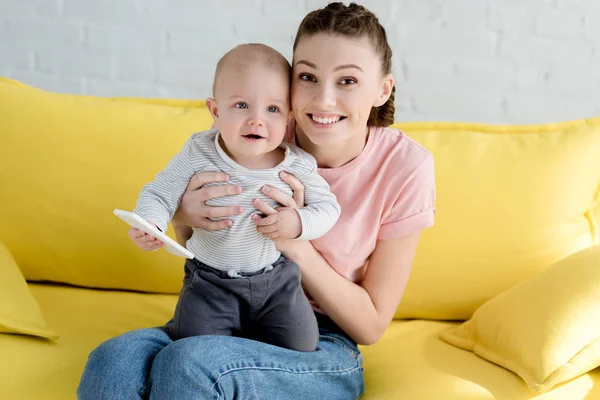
134, 129, 341, 273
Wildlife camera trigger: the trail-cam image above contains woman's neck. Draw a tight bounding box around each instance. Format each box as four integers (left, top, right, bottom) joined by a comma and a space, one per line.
296, 126, 369, 169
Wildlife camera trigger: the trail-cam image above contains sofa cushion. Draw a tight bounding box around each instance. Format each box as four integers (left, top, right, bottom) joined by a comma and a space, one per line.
394, 119, 600, 319
0, 283, 176, 400
440, 244, 600, 394
1, 283, 598, 400
0, 77, 213, 294
0, 240, 58, 339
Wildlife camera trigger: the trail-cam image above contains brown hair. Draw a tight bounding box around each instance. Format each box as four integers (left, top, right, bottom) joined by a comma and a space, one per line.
293, 2, 395, 127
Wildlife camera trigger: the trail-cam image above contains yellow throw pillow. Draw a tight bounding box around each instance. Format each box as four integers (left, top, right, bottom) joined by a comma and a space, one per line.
0, 240, 58, 339
0, 77, 213, 294
394, 119, 600, 319
440, 244, 600, 393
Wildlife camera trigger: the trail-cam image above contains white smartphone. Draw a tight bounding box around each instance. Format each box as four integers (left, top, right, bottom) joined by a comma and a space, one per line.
113, 209, 195, 259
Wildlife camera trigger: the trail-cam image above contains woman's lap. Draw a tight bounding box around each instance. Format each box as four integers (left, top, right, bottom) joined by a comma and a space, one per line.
77, 323, 364, 400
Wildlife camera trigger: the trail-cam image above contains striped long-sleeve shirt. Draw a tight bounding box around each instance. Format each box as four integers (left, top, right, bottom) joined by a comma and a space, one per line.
134, 129, 341, 273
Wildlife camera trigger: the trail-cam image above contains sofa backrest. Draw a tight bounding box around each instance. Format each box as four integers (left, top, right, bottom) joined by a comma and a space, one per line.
1, 77, 599, 320
393, 121, 600, 319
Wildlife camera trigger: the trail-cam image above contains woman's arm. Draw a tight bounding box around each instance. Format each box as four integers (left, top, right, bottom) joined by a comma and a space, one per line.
254, 172, 424, 345
170, 171, 245, 246
285, 233, 421, 346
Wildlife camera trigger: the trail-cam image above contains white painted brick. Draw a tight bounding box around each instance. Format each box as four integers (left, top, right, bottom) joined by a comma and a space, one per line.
436, 0, 488, 31
400, 59, 454, 89
155, 59, 214, 88
167, 29, 238, 60
262, 0, 305, 18
0, 17, 8, 33
88, 77, 163, 98
62, 0, 142, 25
396, 111, 429, 123
85, 24, 164, 56
498, 36, 592, 66
488, 5, 534, 35
504, 94, 597, 123
515, 69, 552, 93
5, 70, 83, 93
305, 0, 330, 12
536, 10, 584, 39
6, 18, 83, 48
545, 66, 600, 94
401, 27, 495, 61
2, 0, 599, 124
113, 53, 156, 82
453, 60, 519, 92
584, 16, 600, 40
393, 92, 413, 121
158, 84, 211, 100
232, 16, 298, 44
0, 43, 32, 70
142, 0, 223, 30
411, 90, 505, 121
558, 0, 600, 11
36, 47, 111, 78
379, 0, 431, 27
0, 1, 60, 18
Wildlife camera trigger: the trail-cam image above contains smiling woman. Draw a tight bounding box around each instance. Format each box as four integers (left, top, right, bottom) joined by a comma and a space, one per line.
77, 3, 436, 400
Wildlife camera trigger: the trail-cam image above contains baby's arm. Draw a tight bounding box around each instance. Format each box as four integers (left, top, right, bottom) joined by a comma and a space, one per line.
133, 136, 197, 235
252, 162, 340, 240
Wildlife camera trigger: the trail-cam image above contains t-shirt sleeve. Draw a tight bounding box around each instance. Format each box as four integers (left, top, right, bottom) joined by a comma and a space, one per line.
378, 155, 436, 240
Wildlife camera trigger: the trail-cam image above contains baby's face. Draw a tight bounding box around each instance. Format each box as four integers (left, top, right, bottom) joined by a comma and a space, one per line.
212, 63, 291, 159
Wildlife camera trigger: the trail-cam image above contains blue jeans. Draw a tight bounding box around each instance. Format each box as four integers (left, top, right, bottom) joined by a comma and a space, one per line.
77, 317, 364, 400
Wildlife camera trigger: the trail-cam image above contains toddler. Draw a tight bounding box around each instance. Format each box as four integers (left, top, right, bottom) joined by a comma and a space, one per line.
130, 44, 340, 352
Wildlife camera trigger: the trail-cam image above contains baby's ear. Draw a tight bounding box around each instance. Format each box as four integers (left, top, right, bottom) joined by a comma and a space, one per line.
287, 110, 294, 123
206, 98, 219, 121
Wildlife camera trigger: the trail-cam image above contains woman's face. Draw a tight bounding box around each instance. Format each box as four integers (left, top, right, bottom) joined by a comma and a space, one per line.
291, 33, 393, 147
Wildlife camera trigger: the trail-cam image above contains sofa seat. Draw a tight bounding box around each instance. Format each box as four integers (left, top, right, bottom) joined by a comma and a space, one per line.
1, 284, 598, 400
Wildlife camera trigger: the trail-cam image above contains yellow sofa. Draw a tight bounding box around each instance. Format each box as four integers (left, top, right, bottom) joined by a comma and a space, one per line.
1, 77, 599, 399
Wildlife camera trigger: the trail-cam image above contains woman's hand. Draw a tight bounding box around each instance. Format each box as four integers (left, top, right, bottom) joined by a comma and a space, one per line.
172, 171, 244, 231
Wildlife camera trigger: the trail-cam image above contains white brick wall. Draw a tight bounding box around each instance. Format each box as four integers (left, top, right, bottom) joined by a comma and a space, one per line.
1, 0, 599, 124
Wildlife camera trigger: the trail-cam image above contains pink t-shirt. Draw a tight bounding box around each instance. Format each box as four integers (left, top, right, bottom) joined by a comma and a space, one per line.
286, 125, 436, 284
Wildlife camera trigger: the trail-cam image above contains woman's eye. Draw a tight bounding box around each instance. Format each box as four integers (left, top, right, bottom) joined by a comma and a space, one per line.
267, 106, 279, 113
235, 102, 248, 109
299, 73, 315, 82
339, 78, 357, 85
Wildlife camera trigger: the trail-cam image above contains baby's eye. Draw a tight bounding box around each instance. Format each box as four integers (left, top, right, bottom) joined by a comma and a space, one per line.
299, 73, 315, 82
235, 102, 248, 109
339, 78, 357, 85
267, 106, 279, 113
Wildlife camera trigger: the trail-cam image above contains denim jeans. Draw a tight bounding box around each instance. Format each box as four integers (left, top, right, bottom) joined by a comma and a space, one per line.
77, 316, 364, 400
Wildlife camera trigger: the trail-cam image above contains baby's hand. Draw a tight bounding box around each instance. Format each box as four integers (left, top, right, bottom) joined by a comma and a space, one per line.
128, 225, 164, 251
252, 208, 302, 240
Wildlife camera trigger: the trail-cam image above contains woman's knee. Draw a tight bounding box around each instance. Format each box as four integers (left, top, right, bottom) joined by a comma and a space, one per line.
78, 337, 131, 398
78, 329, 170, 399
152, 335, 228, 376
149, 336, 236, 399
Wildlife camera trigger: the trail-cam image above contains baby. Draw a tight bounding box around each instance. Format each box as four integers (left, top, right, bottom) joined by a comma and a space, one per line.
130, 44, 341, 352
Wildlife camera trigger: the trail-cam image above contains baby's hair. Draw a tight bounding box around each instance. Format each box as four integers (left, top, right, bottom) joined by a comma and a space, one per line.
294, 3, 395, 127
212, 43, 291, 97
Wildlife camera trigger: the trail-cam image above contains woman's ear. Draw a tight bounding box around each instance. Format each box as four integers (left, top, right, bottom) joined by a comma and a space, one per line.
373, 73, 395, 107
206, 98, 219, 121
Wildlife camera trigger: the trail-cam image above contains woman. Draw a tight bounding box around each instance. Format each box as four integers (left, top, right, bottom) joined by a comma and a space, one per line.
78, 3, 435, 399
